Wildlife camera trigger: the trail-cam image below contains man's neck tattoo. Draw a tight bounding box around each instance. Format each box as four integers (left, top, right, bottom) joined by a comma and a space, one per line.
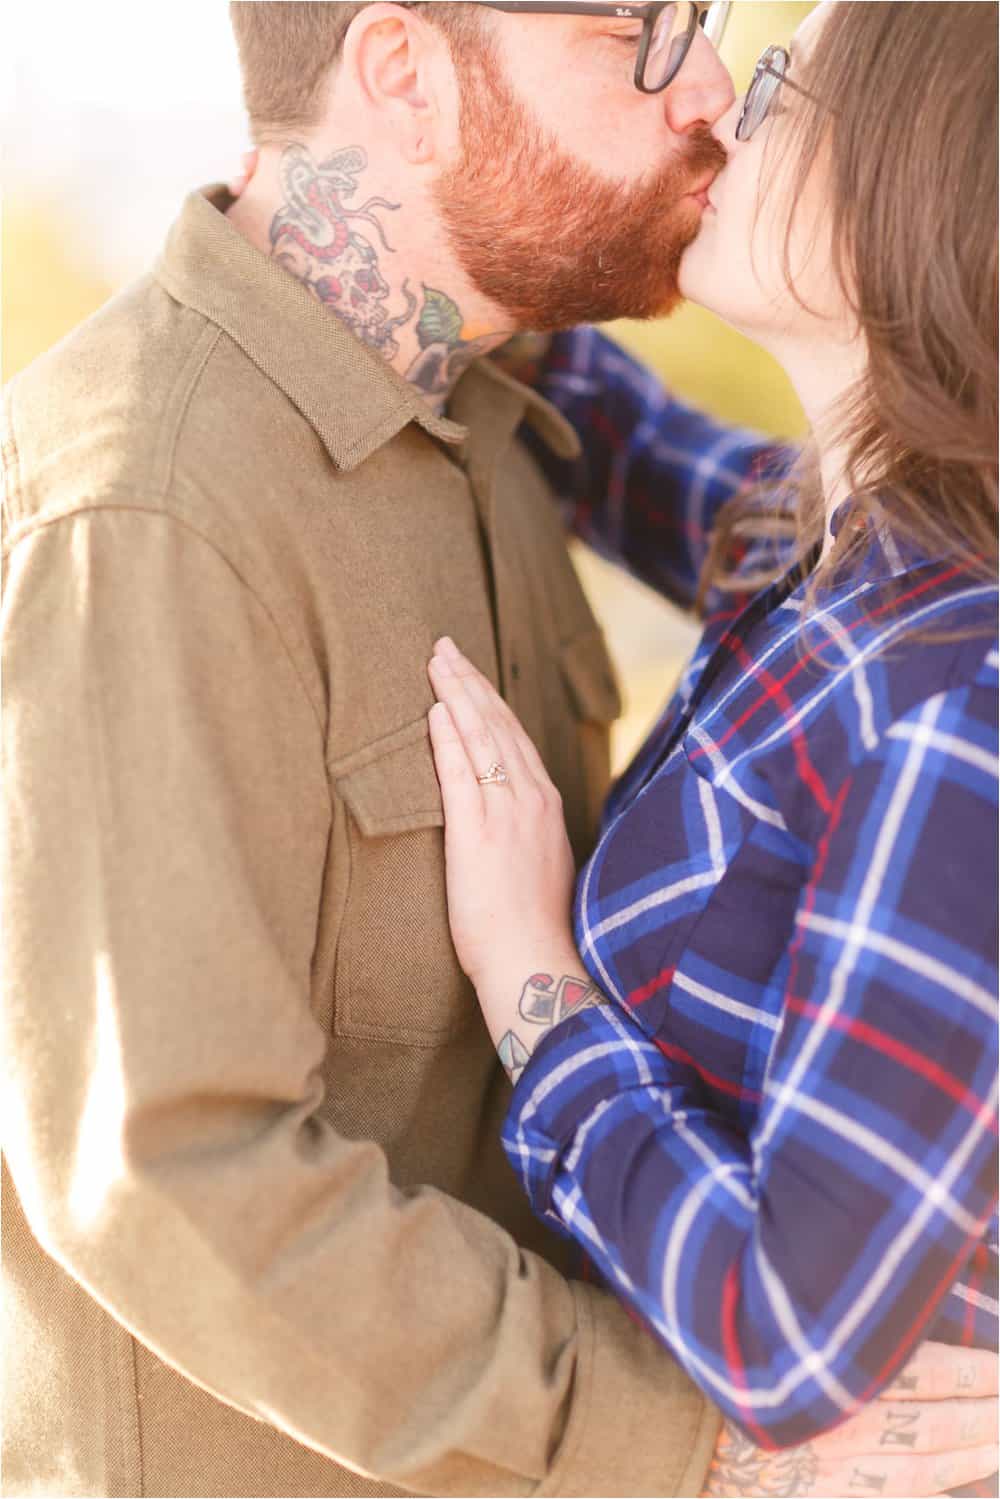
407, 286, 496, 400
269, 142, 415, 357
268, 142, 496, 402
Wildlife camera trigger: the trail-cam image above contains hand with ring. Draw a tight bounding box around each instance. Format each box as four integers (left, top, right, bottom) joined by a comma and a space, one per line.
427, 636, 580, 998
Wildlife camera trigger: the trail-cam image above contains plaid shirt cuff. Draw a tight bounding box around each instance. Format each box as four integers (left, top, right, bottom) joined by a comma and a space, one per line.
502, 1005, 684, 1221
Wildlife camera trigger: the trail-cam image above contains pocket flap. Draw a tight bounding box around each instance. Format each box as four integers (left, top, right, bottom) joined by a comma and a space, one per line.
332, 717, 444, 838
559, 629, 623, 724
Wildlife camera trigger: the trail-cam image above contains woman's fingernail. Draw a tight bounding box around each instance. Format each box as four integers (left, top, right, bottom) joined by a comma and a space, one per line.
430, 653, 451, 676
439, 636, 460, 657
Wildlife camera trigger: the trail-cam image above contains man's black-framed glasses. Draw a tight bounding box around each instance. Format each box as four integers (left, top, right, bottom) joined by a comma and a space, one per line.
736, 44, 829, 141
480, 3, 733, 94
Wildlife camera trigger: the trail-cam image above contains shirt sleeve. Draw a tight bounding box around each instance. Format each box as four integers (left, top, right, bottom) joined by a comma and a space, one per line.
502, 676, 1000, 1448
2, 507, 719, 1498
526, 327, 792, 611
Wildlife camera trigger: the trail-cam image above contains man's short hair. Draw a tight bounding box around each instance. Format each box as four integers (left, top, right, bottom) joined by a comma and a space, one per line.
229, 2, 484, 141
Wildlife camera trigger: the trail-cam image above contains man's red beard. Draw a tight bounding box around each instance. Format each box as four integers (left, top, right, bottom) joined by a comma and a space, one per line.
434, 49, 727, 329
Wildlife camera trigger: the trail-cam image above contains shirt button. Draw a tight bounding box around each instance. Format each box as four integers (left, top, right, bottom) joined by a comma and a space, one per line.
510, 662, 521, 682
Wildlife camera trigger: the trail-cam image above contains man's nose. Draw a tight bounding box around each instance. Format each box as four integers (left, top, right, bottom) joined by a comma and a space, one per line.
662, 25, 736, 134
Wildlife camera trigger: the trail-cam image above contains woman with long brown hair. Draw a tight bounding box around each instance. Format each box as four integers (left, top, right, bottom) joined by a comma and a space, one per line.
427, 1, 998, 1488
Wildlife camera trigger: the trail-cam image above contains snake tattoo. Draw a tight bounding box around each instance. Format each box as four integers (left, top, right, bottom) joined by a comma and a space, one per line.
269, 143, 417, 357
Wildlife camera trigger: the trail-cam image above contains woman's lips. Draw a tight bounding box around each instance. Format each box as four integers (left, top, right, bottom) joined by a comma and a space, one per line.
686, 175, 717, 211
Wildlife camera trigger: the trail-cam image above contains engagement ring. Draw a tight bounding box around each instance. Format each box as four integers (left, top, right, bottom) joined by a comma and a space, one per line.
476, 762, 510, 787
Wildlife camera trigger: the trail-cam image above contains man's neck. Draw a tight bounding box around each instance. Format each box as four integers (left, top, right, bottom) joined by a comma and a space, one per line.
225, 139, 513, 413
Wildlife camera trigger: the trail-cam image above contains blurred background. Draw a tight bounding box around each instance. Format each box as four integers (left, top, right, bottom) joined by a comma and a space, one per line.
3, 0, 812, 771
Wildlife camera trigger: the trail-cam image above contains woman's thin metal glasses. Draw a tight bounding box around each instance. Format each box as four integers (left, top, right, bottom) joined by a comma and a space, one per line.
736, 44, 831, 142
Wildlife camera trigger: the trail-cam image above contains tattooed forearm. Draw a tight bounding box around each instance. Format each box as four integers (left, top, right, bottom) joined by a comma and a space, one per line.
268, 142, 416, 357
703, 1421, 819, 1498
703, 1351, 998, 1498
496, 970, 608, 1084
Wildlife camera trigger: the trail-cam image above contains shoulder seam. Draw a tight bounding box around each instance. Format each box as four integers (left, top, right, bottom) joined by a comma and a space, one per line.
3, 501, 328, 754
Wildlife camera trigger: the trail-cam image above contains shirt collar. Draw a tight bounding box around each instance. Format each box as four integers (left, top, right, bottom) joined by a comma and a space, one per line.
827, 495, 930, 582
154, 187, 580, 473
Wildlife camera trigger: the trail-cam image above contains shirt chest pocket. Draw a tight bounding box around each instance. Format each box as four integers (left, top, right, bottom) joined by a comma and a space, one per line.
331, 718, 476, 1045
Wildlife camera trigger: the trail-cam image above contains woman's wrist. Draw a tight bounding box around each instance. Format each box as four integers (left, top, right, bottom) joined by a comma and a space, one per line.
474, 946, 610, 1085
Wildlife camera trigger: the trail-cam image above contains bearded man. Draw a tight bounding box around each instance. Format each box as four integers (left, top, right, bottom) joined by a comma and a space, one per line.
1, 6, 974, 1496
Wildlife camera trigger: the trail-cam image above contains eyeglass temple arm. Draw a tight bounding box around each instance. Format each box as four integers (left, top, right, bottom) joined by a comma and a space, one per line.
758, 60, 831, 112
481, 3, 654, 14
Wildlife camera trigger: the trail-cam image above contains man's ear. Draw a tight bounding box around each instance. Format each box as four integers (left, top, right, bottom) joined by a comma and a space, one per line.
341, 4, 445, 165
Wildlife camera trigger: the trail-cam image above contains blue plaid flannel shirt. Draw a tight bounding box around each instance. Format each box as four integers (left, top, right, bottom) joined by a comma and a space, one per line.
503, 327, 999, 1450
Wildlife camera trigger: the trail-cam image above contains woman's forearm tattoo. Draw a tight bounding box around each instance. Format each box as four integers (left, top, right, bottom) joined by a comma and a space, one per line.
496, 970, 608, 1084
